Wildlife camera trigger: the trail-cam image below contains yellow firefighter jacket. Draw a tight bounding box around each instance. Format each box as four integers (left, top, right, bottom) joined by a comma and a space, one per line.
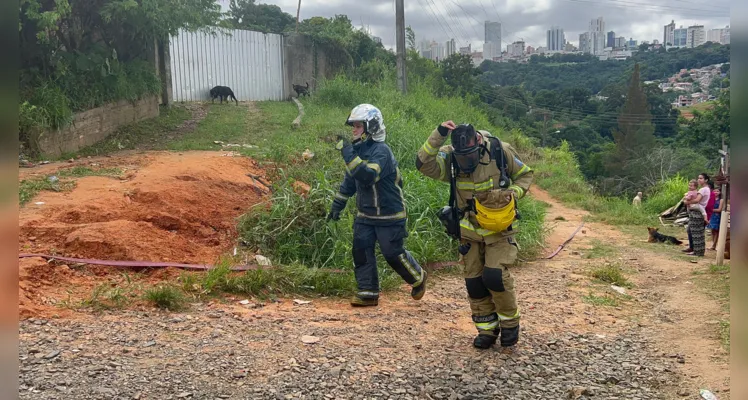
416, 128, 534, 244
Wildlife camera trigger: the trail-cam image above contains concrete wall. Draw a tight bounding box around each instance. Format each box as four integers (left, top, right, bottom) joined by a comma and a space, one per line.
33, 96, 160, 157
283, 33, 349, 99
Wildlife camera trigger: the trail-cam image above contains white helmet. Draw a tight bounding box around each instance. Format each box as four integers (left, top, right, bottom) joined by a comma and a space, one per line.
345, 104, 386, 142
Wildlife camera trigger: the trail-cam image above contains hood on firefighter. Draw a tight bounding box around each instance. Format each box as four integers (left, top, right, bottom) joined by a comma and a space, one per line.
345, 104, 387, 143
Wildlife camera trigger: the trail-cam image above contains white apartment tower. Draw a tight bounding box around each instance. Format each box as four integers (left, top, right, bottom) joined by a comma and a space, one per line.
589, 17, 605, 33
586, 17, 606, 55
707, 26, 730, 44
446, 39, 457, 57
547, 26, 565, 51
507, 41, 525, 57
687, 25, 706, 48
664, 20, 676, 47
579, 32, 590, 54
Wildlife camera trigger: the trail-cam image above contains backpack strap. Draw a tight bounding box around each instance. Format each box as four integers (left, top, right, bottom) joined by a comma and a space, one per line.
487, 136, 510, 189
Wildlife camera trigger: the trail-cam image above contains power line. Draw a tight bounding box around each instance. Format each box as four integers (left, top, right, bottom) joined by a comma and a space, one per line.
419, 0, 463, 47
431, 0, 472, 46
561, 0, 729, 17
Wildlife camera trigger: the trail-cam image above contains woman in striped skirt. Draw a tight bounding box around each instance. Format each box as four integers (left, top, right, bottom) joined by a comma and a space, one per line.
683, 173, 711, 257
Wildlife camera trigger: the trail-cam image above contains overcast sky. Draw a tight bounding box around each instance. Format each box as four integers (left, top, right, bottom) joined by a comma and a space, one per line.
217, 0, 730, 51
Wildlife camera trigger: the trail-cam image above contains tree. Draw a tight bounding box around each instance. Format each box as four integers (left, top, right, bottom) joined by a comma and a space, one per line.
406, 26, 416, 52
228, 0, 295, 33
677, 89, 730, 160
440, 53, 479, 96
607, 63, 657, 176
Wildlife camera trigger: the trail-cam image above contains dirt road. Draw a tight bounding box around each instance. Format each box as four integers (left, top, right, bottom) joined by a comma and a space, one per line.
18, 162, 729, 400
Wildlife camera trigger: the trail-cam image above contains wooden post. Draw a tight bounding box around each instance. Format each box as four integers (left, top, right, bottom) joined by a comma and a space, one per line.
395, 0, 407, 94
715, 143, 729, 265
295, 0, 301, 33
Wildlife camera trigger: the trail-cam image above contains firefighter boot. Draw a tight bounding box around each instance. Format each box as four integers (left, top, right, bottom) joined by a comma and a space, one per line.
350, 294, 378, 307
500, 324, 520, 347
411, 269, 428, 300
473, 332, 498, 349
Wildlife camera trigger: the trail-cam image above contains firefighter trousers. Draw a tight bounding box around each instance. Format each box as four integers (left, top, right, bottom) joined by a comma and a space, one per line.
463, 236, 520, 333
352, 220, 425, 299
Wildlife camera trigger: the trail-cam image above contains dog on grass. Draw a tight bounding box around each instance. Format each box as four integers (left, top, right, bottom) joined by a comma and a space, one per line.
209, 86, 238, 105
293, 82, 310, 97
647, 227, 683, 245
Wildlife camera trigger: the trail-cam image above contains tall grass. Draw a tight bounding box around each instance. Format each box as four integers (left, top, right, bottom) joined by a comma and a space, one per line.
241, 75, 548, 277
534, 141, 686, 226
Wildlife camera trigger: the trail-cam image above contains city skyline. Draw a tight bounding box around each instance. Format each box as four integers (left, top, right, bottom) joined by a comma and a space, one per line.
216, 0, 730, 52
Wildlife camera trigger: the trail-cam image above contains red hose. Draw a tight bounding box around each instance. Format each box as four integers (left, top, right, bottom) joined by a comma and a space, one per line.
19, 253, 459, 273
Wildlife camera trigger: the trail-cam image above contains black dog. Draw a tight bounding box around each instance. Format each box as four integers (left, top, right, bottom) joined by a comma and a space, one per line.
209, 86, 238, 105
293, 82, 310, 97
647, 227, 683, 245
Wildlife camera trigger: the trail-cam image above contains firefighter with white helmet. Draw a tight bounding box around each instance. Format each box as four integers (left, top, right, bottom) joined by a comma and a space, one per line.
328, 104, 427, 306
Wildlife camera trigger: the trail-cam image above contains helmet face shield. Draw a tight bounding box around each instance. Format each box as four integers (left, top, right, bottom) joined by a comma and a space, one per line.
451, 124, 480, 173
453, 147, 480, 173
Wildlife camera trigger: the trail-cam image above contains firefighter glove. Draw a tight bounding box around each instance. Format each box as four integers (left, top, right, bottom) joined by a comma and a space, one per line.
327, 198, 347, 221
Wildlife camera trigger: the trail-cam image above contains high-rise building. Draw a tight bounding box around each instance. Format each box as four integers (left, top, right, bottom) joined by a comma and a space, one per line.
483, 41, 502, 60
565, 42, 576, 52
547, 26, 565, 51
664, 20, 676, 47
707, 26, 730, 44
431, 41, 445, 61
589, 17, 605, 33
579, 32, 590, 54
615, 36, 626, 48
687, 25, 706, 48
485, 21, 502, 45
673, 27, 688, 47
583, 31, 606, 55
445, 39, 457, 57
626, 38, 638, 48
459, 44, 472, 55
581, 17, 606, 55
607, 31, 616, 48
507, 41, 525, 57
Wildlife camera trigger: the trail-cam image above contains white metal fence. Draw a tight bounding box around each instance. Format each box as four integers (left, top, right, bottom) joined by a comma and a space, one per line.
169, 28, 285, 102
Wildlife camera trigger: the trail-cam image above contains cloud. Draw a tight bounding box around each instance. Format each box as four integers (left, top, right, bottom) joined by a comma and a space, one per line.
218, 0, 730, 51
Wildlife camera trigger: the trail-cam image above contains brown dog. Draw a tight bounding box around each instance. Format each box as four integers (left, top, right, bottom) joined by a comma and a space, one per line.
647, 227, 683, 245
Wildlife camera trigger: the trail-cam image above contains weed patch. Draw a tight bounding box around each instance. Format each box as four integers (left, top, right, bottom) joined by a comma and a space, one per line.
19, 166, 124, 205
19, 177, 75, 206
590, 263, 632, 287
144, 285, 188, 311
583, 292, 620, 307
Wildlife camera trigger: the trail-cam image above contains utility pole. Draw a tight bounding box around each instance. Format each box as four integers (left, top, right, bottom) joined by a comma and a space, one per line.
395, 0, 407, 94
715, 141, 729, 265
295, 0, 301, 33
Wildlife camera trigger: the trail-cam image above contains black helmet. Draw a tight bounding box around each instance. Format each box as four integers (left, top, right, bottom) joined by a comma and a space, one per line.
451, 124, 481, 174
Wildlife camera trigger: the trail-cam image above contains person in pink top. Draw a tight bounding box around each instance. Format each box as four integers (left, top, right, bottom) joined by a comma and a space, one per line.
682, 173, 711, 256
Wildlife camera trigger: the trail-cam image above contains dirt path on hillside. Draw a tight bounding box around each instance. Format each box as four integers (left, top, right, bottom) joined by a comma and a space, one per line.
18, 176, 729, 399
530, 189, 730, 398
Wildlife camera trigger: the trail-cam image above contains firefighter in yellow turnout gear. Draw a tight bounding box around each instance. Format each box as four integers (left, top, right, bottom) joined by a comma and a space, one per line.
416, 121, 534, 349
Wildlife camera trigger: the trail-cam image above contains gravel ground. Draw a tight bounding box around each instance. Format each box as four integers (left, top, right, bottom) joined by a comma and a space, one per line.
19, 276, 682, 400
